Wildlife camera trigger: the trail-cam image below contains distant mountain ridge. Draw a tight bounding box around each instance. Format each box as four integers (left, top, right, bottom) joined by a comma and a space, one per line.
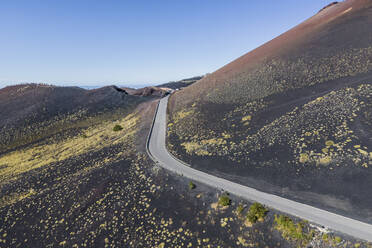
157, 76, 203, 89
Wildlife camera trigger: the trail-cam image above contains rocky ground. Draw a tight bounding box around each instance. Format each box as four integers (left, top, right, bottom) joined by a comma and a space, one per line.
167, 78, 372, 223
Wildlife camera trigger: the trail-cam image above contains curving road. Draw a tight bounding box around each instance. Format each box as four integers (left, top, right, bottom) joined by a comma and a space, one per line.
147, 95, 372, 242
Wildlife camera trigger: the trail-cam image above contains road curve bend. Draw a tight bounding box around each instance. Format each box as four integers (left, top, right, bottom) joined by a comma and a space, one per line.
147, 95, 372, 242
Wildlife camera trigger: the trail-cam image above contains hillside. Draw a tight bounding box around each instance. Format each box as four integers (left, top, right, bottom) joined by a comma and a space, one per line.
0, 84, 143, 154
0, 84, 340, 247
167, 0, 372, 222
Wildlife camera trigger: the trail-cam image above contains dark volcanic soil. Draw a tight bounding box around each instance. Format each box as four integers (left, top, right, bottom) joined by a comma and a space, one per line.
167, 0, 372, 224
168, 73, 372, 223
0, 84, 369, 247
0, 89, 293, 248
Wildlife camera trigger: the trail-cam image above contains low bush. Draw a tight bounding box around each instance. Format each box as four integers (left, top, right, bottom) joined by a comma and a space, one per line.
274, 214, 314, 244
188, 181, 196, 190
322, 233, 329, 241
333, 236, 342, 243
218, 194, 231, 207
113, 124, 123, 131
246, 202, 268, 223
236, 204, 244, 215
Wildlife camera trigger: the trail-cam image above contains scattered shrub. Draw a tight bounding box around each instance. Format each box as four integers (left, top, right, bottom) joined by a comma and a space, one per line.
188, 181, 196, 190
218, 194, 231, 206
246, 202, 268, 223
325, 140, 334, 146
274, 214, 314, 244
236, 204, 244, 215
322, 233, 329, 241
113, 124, 123, 131
299, 153, 309, 163
333, 236, 342, 243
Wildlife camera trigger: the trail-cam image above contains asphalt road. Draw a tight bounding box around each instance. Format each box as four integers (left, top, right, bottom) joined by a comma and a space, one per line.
147, 95, 372, 242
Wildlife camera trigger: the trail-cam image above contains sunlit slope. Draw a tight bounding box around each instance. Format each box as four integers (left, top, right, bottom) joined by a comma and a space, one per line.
167, 0, 372, 221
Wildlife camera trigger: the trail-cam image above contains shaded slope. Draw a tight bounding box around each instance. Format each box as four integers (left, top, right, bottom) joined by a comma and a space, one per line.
167, 0, 372, 222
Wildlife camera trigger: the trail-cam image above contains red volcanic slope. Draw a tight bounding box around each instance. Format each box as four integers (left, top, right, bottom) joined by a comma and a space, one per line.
177, 0, 372, 102
207, 0, 365, 82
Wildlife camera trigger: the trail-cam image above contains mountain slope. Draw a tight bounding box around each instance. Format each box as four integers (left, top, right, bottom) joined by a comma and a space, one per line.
0, 84, 143, 153
171, 0, 372, 106
0, 85, 323, 247
167, 0, 372, 222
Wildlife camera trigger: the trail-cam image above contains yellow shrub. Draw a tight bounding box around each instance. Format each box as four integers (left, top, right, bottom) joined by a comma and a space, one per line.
181, 142, 210, 155
174, 109, 195, 122
318, 156, 332, 165
325, 140, 334, 147
181, 142, 202, 154
358, 149, 368, 156
222, 133, 231, 139
201, 138, 226, 146
241, 115, 252, 122
304, 132, 311, 136
322, 148, 329, 154
299, 153, 309, 163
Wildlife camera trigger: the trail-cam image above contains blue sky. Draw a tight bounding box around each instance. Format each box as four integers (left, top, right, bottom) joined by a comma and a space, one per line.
0, 0, 331, 87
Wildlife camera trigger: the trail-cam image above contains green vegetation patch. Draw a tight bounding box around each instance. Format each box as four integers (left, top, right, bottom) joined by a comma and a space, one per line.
246, 202, 268, 224
274, 214, 314, 246
333, 236, 342, 244
218, 194, 231, 207
236, 204, 244, 216
113, 124, 123, 131
188, 181, 196, 190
